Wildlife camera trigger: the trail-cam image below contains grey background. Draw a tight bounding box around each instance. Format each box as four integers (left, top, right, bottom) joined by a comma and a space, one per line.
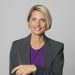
0, 0, 75, 75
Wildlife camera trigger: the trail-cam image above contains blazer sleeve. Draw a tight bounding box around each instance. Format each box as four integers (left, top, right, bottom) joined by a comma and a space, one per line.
35, 44, 64, 75
9, 42, 18, 75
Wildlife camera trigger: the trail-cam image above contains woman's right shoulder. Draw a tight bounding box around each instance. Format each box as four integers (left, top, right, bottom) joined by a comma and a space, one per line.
10, 35, 29, 53
11, 34, 30, 46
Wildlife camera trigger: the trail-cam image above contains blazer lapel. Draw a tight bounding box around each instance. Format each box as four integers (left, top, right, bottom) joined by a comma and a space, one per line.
44, 36, 53, 68
21, 34, 31, 64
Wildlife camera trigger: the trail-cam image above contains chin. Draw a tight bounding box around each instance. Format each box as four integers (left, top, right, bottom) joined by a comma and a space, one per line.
32, 32, 45, 36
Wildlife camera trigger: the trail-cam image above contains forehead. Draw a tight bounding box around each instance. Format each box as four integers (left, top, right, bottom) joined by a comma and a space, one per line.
31, 10, 45, 18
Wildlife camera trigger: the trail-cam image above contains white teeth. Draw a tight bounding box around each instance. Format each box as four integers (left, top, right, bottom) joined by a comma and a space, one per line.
35, 28, 41, 31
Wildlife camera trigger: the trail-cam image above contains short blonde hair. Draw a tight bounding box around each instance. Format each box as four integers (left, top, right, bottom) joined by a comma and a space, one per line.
27, 5, 52, 30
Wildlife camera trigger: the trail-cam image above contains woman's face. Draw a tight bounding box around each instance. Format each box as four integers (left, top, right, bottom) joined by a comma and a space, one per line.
28, 10, 47, 36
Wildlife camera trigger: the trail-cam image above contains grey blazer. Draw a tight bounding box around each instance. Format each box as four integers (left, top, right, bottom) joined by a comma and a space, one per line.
9, 34, 64, 75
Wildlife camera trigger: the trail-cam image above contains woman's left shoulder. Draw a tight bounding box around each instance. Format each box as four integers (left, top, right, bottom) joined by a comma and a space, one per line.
47, 38, 64, 55
46, 37, 64, 48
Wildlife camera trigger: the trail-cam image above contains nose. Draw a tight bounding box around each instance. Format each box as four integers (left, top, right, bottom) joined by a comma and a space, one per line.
36, 20, 40, 27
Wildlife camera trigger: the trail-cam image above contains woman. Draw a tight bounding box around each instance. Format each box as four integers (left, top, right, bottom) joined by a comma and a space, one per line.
9, 5, 64, 75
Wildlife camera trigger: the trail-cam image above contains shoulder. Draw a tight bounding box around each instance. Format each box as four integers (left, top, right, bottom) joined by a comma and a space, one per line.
46, 35, 64, 47
10, 34, 30, 54
46, 36, 64, 53
48, 37, 64, 47
10, 35, 29, 53
12, 34, 30, 46
46, 37, 64, 59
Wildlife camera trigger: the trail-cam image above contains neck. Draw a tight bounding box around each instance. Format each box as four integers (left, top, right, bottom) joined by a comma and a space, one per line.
30, 34, 45, 49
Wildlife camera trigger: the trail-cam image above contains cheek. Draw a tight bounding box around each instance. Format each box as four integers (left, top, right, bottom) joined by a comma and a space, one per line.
28, 22, 34, 30
28, 21, 32, 27
43, 25, 47, 31
28, 21, 35, 27
42, 23, 47, 29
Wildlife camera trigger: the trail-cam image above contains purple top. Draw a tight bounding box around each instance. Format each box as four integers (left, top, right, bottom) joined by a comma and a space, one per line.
30, 45, 45, 68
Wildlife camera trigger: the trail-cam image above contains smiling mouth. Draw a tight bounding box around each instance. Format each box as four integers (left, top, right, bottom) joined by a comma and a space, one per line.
34, 27, 42, 31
